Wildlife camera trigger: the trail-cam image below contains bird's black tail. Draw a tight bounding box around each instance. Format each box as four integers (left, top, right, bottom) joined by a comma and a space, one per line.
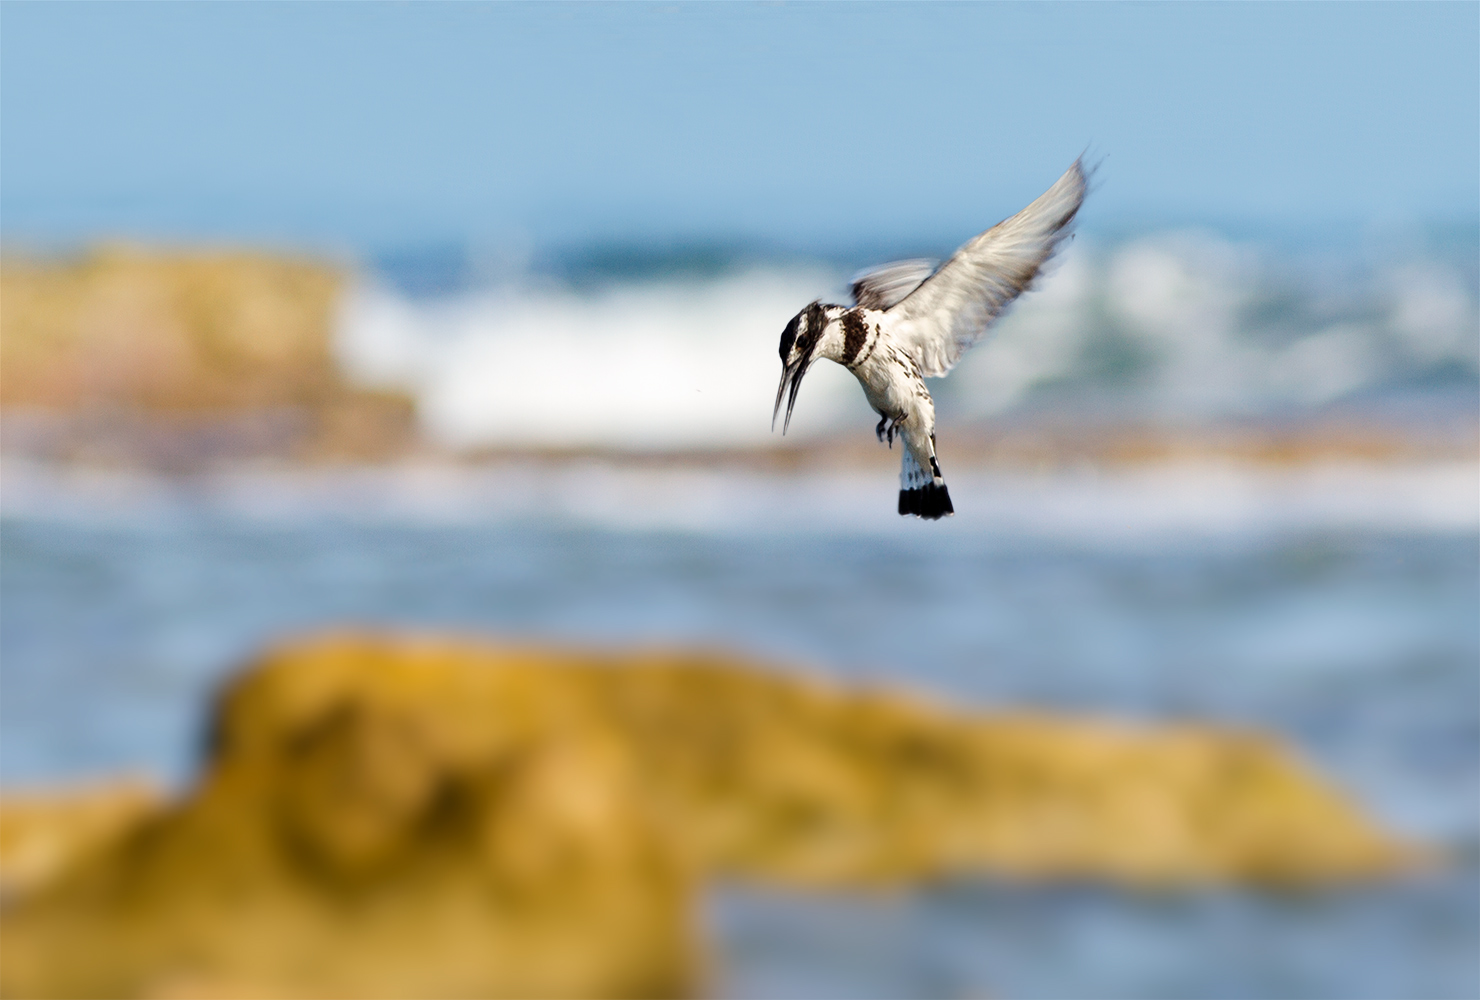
899, 448, 953, 520
898, 481, 953, 519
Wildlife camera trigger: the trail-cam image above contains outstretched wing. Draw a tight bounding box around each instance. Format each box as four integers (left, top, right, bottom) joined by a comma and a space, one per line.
890, 158, 1088, 377
849, 258, 939, 311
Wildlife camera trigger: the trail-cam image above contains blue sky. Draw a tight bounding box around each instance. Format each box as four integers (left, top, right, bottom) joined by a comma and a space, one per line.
2, 2, 1476, 252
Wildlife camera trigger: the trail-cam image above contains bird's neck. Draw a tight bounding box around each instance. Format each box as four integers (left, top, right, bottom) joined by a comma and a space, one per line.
810, 306, 849, 363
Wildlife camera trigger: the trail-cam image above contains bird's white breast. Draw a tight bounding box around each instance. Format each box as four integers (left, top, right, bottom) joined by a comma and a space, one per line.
848, 319, 927, 422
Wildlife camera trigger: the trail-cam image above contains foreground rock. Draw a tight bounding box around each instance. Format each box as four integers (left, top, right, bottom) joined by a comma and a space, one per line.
0, 633, 1423, 998
0, 778, 163, 902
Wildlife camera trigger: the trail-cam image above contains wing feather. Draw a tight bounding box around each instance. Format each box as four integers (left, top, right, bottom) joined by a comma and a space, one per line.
849, 259, 939, 311
890, 158, 1089, 377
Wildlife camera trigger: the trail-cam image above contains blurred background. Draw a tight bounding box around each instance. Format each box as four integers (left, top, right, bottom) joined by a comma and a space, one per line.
2, 3, 1477, 998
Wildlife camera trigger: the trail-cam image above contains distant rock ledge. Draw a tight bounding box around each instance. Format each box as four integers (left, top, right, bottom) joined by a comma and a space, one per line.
1, 247, 417, 467
0, 633, 1428, 999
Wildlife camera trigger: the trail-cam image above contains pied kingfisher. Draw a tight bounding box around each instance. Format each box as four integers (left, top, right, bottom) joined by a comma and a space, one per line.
773, 157, 1089, 520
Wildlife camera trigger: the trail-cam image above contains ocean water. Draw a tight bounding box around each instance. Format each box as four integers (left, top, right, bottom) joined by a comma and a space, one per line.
337, 226, 1480, 450
1, 459, 1475, 999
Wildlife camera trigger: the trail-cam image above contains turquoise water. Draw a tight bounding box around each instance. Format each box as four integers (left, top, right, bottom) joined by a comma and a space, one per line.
1, 463, 1475, 999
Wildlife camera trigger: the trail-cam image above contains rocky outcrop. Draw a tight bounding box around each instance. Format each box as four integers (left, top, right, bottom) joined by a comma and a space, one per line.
0, 633, 1424, 998
0, 248, 415, 465
0, 778, 163, 902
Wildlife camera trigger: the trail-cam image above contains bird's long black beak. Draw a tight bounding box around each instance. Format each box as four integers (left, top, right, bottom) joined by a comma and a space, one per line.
772, 357, 809, 434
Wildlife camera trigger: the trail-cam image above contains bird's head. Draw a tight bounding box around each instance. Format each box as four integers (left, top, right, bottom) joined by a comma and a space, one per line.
773, 300, 831, 434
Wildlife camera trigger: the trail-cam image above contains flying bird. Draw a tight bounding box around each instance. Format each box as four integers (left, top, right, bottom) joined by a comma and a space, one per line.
773, 157, 1090, 519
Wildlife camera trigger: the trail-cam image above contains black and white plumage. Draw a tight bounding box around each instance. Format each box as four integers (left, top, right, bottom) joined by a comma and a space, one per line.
773, 157, 1090, 520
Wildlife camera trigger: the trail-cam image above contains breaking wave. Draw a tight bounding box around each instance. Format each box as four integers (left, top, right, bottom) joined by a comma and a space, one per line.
335, 267, 870, 450
334, 231, 1478, 450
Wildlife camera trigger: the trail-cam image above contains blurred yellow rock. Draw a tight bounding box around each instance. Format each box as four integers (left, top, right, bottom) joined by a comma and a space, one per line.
0, 632, 1424, 998
0, 654, 698, 998
0, 778, 163, 900
568, 651, 1419, 887
0, 247, 415, 462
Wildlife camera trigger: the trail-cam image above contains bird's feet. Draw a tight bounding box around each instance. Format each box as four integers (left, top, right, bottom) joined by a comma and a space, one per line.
875, 416, 900, 448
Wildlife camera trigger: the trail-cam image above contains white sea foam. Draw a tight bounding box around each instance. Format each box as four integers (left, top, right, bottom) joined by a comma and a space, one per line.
333, 233, 1477, 450
334, 268, 871, 449
948, 232, 1479, 417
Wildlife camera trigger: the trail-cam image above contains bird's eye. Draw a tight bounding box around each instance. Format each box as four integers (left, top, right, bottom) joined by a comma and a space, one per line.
779, 314, 800, 361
